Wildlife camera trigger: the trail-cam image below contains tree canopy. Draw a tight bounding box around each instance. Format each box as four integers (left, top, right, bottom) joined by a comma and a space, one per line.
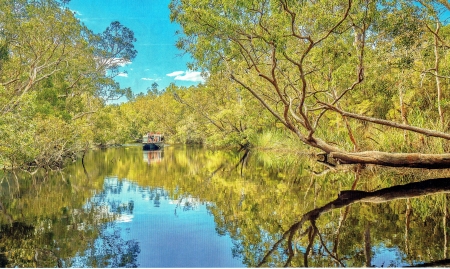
5, 0, 450, 170
0, 0, 137, 170
168, 0, 450, 167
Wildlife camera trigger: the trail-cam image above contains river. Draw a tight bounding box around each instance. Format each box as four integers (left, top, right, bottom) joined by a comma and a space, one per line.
1, 144, 450, 267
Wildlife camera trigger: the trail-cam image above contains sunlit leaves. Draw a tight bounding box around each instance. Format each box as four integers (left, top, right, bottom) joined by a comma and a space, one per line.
0, 0, 139, 168
169, 0, 450, 158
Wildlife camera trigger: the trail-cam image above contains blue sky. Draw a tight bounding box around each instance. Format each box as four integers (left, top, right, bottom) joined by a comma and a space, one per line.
69, 0, 203, 97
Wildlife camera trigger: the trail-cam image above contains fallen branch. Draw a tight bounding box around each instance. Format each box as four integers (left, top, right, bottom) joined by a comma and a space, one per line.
330, 151, 450, 168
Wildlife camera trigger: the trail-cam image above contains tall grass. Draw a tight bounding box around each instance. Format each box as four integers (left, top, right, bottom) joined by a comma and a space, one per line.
249, 129, 308, 151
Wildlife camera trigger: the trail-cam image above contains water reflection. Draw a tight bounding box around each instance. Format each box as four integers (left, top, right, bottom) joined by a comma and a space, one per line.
0, 168, 124, 267
76, 176, 242, 267
2, 145, 450, 267
258, 177, 450, 267
143, 150, 164, 165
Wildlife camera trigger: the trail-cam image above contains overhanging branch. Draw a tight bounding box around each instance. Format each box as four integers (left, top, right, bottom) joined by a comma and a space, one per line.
322, 102, 450, 140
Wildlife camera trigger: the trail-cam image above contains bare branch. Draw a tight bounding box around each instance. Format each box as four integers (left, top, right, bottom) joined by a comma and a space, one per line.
321, 102, 450, 140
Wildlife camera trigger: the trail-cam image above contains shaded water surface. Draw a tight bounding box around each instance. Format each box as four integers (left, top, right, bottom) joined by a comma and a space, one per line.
2, 145, 450, 267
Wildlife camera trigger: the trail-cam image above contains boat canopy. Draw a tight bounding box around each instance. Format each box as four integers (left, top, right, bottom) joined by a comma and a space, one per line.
142, 132, 164, 143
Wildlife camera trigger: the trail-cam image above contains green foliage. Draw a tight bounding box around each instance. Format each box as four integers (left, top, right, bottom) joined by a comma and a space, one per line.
0, 0, 137, 169
2, 0, 450, 169
166, 0, 450, 161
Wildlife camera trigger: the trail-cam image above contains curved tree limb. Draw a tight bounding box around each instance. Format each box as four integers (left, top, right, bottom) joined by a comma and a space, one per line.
321, 102, 450, 140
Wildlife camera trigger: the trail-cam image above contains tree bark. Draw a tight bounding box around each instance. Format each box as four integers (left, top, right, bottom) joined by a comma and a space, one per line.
434, 22, 444, 127
329, 151, 450, 168
316, 141, 450, 169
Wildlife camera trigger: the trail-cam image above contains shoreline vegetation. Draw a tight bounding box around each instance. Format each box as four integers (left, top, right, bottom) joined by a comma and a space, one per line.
3, 0, 450, 171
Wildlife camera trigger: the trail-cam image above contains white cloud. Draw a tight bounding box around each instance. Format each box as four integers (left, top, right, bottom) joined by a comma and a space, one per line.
142, 77, 162, 82
117, 72, 128, 77
173, 70, 205, 82
166, 71, 185, 77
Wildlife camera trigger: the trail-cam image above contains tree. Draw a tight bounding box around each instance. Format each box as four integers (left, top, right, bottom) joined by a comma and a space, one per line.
93, 21, 137, 102
148, 82, 159, 95
169, 0, 450, 168
0, 0, 138, 169
0, 0, 101, 169
0, 0, 96, 115
171, 73, 275, 148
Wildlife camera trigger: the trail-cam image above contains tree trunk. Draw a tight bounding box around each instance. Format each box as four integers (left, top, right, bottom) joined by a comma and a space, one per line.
434, 22, 444, 127
329, 151, 450, 168
398, 71, 409, 143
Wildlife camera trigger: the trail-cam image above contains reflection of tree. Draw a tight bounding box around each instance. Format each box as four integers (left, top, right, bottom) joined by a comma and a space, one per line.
68, 146, 450, 267
445, 195, 449, 259
69, 177, 146, 267
0, 168, 104, 267
0, 167, 142, 267
174, 195, 202, 216
258, 177, 450, 267
73, 225, 140, 268
409, 258, 450, 267
0, 200, 13, 225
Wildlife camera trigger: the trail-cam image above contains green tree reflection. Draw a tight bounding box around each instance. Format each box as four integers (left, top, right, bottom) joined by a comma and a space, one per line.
80, 146, 450, 267
3, 146, 450, 267
0, 167, 140, 267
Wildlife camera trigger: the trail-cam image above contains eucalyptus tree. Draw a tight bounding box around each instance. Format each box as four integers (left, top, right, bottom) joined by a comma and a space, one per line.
92, 21, 137, 102
169, 0, 450, 168
0, 0, 137, 169
0, 0, 93, 115
0, 0, 97, 168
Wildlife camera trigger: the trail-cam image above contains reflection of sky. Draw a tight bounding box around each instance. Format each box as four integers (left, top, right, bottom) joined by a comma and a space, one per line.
91, 177, 244, 268
76, 175, 423, 267
372, 244, 410, 267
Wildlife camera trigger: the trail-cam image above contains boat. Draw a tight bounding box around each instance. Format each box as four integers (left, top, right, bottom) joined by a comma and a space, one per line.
142, 132, 164, 150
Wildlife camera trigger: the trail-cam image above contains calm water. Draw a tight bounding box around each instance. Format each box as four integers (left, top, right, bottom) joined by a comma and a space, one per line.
1, 144, 450, 267
72, 177, 242, 267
